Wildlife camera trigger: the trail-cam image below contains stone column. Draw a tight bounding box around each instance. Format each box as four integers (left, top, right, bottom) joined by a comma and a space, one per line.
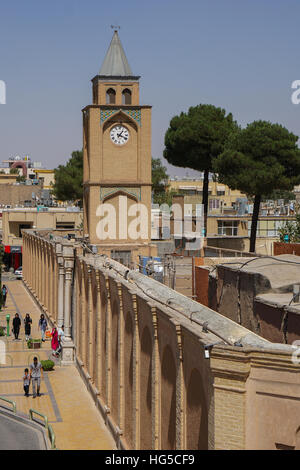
48, 248, 53, 319
38, 241, 42, 300
53, 248, 58, 323
210, 347, 250, 450
61, 244, 75, 365
40, 242, 44, 306
45, 245, 49, 312
23, 235, 27, 281
87, 266, 94, 380
117, 282, 125, 434
31, 237, 34, 288
95, 271, 102, 393
64, 267, 72, 338
56, 244, 64, 328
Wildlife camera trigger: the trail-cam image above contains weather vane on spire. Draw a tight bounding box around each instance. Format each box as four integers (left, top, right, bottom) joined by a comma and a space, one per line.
111, 25, 121, 32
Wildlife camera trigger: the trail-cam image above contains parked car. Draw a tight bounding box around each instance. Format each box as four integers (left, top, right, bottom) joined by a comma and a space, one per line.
15, 267, 22, 279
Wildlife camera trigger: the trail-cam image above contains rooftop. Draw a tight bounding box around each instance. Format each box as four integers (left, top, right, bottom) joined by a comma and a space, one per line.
99, 30, 135, 77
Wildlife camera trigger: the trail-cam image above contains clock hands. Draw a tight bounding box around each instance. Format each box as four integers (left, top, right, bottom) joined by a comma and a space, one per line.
111, 126, 129, 144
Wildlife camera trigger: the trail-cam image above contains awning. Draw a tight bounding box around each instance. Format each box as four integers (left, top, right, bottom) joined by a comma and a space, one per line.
4, 246, 22, 254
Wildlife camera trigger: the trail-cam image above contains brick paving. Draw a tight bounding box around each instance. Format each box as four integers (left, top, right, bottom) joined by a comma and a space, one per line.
0, 280, 115, 450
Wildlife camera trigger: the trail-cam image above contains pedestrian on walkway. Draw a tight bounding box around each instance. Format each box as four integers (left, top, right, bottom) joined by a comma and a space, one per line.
2, 284, 7, 307
23, 368, 30, 397
12, 313, 21, 340
51, 327, 59, 357
24, 313, 32, 342
57, 324, 64, 355
30, 357, 43, 398
38, 314, 47, 342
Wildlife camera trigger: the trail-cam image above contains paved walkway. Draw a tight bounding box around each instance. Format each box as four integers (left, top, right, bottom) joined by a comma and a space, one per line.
0, 280, 115, 450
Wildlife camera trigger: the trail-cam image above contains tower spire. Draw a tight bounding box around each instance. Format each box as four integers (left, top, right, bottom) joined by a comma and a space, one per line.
99, 28, 133, 77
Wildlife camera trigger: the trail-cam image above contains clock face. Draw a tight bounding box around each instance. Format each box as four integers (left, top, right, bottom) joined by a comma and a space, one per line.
110, 125, 130, 146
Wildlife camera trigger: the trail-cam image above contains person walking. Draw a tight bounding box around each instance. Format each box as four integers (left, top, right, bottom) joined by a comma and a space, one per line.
23, 368, 30, 397
2, 284, 7, 307
12, 313, 21, 340
24, 313, 32, 342
57, 324, 64, 355
29, 357, 43, 398
38, 314, 47, 342
51, 327, 59, 357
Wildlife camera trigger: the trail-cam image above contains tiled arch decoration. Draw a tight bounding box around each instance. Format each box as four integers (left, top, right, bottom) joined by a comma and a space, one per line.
100, 186, 141, 201
100, 108, 141, 126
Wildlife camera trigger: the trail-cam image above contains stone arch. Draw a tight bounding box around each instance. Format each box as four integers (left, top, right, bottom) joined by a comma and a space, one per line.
111, 298, 119, 423
140, 326, 152, 449
106, 88, 116, 104
83, 264, 90, 368
122, 88, 132, 105
186, 368, 208, 449
103, 190, 138, 204
103, 110, 138, 133
11, 161, 27, 177
124, 311, 134, 447
90, 270, 98, 381
161, 345, 176, 450
91, 270, 98, 307
100, 287, 108, 400
75, 259, 83, 357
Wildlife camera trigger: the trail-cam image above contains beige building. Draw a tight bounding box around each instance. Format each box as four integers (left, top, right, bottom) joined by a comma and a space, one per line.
22, 228, 300, 450
83, 29, 156, 264
0, 174, 18, 185
2, 208, 82, 270
169, 178, 246, 215
33, 169, 55, 189
18, 29, 300, 451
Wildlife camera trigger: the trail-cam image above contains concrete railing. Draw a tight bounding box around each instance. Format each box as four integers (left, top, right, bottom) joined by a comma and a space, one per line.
0, 398, 56, 449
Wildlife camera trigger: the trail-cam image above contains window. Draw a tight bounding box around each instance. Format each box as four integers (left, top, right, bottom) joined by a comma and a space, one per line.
185, 190, 196, 195
56, 222, 75, 229
218, 220, 239, 236
247, 220, 287, 237
217, 191, 225, 196
209, 199, 220, 210
106, 88, 116, 104
122, 88, 132, 105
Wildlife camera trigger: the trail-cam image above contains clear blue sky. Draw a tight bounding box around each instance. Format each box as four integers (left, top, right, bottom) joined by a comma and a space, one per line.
0, 0, 299, 177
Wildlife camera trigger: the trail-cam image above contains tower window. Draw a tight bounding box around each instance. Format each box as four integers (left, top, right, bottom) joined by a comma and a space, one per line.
106, 88, 116, 104
122, 88, 132, 105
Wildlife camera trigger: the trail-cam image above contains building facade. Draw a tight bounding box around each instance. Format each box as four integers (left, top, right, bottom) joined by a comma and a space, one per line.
2, 208, 82, 269
83, 30, 156, 264
22, 228, 300, 450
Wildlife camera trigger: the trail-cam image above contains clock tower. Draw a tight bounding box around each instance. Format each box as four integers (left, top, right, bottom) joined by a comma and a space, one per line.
82, 29, 156, 265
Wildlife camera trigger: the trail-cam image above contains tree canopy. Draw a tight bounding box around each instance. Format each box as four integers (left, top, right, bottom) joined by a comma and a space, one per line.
213, 120, 300, 251
151, 158, 177, 205
52, 150, 83, 206
152, 158, 169, 196
163, 104, 237, 234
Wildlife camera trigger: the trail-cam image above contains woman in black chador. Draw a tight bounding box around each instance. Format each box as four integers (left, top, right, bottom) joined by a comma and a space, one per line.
24, 313, 32, 341
12, 313, 21, 340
